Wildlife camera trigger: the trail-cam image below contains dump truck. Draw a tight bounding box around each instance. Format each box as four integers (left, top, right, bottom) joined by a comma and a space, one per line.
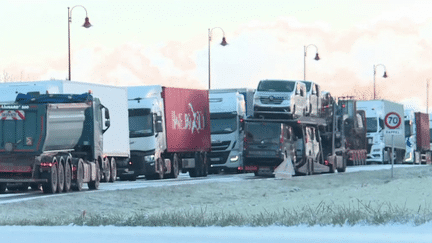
119, 86, 211, 180
0, 80, 130, 183
0, 92, 109, 193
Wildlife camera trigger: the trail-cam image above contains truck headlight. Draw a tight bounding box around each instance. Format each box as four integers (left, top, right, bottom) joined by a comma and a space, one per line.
144, 155, 155, 162
229, 155, 239, 162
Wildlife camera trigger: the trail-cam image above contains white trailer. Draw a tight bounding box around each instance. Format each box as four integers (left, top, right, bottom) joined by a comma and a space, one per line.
0, 80, 130, 182
357, 100, 405, 164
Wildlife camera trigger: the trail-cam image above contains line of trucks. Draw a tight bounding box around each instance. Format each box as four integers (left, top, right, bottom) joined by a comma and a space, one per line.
0, 79, 430, 193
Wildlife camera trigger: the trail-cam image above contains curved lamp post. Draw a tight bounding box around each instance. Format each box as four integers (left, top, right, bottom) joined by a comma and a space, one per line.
373, 64, 388, 100
208, 27, 228, 90
68, 5, 91, 81
304, 44, 320, 80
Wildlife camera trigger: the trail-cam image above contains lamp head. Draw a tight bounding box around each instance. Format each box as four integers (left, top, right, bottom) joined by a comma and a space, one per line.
82, 17, 92, 28
220, 37, 228, 46
383, 72, 388, 78
314, 53, 320, 61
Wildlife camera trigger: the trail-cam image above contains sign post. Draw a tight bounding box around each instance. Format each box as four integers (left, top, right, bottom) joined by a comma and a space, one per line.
384, 112, 402, 179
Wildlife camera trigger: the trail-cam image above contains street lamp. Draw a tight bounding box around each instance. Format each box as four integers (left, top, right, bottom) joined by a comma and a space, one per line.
304, 44, 320, 80
68, 5, 91, 81
373, 64, 388, 100
208, 27, 228, 90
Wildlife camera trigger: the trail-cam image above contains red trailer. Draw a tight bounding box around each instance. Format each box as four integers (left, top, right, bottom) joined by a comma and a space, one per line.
119, 86, 211, 180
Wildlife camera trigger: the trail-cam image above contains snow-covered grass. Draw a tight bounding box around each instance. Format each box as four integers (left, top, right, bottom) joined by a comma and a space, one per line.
1, 165, 432, 227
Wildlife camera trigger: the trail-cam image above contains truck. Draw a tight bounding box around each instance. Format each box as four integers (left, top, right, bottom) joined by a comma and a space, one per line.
0, 92, 108, 193
0, 80, 130, 183
119, 85, 211, 180
207, 91, 246, 173
356, 100, 405, 164
243, 95, 347, 177
404, 109, 431, 164
337, 97, 368, 165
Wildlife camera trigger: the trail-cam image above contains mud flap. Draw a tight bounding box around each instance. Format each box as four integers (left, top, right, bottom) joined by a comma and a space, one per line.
274, 157, 294, 179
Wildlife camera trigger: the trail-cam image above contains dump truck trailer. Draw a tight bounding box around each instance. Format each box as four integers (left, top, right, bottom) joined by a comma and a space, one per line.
0, 92, 109, 193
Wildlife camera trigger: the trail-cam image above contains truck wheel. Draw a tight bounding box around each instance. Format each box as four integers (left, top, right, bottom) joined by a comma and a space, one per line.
167, 154, 180, 179
308, 158, 314, 175
64, 158, 72, 192
337, 157, 347, 173
109, 157, 117, 182
103, 157, 111, 183
156, 159, 164, 179
88, 161, 100, 190
43, 161, 58, 194
57, 159, 65, 193
71, 159, 84, 191
0, 183, 6, 193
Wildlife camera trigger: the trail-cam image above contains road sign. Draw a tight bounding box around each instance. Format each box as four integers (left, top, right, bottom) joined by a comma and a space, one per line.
384, 112, 401, 129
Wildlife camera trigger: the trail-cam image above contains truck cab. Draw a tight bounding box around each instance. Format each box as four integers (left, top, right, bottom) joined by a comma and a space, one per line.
208, 92, 246, 173
243, 121, 296, 175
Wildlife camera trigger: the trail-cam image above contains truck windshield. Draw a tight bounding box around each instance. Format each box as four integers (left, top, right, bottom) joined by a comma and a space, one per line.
257, 80, 295, 92
128, 109, 153, 138
366, 117, 378, 133
210, 113, 237, 134
244, 122, 281, 143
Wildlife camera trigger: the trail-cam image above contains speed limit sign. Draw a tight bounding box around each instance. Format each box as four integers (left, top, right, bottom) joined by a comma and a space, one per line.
384, 112, 401, 129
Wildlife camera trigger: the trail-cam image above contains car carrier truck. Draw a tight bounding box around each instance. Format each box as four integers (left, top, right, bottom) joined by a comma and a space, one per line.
404, 109, 431, 164
243, 95, 347, 177
119, 85, 211, 180
0, 80, 130, 183
0, 92, 108, 193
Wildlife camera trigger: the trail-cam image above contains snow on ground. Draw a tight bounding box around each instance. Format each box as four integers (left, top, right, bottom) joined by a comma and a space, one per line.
1, 224, 432, 243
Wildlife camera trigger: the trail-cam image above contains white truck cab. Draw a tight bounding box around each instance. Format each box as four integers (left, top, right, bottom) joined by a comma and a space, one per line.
208, 92, 246, 173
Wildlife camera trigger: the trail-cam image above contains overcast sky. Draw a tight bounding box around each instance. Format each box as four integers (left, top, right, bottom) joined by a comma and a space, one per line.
1, 0, 432, 112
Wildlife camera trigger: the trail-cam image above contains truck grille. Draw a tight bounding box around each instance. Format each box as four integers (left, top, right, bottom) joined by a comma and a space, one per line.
208, 151, 230, 165
260, 97, 284, 105
211, 141, 231, 151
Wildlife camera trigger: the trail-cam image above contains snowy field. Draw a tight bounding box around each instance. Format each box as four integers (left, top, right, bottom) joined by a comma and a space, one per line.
0, 164, 431, 242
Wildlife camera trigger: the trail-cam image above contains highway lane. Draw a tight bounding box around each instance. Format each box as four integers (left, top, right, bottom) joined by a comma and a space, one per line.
0, 164, 424, 204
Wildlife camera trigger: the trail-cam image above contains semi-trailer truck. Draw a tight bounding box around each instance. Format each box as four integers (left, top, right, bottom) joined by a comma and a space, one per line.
0, 80, 130, 183
0, 92, 107, 193
119, 85, 211, 180
404, 109, 431, 164
208, 91, 246, 173
357, 100, 405, 164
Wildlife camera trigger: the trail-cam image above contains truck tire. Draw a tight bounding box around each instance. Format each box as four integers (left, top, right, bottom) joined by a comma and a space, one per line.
337, 157, 347, 173
71, 159, 84, 191
57, 159, 65, 193
43, 161, 58, 194
102, 157, 111, 183
0, 183, 6, 193
109, 157, 117, 182
189, 153, 203, 178
167, 154, 180, 179
88, 161, 100, 190
64, 158, 72, 192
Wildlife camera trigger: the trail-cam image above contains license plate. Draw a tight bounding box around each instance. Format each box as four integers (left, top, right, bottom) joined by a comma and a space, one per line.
210, 158, 221, 162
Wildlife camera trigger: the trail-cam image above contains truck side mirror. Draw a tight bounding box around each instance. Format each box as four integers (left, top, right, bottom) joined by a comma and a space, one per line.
240, 117, 244, 131
105, 109, 110, 119
155, 115, 163, 133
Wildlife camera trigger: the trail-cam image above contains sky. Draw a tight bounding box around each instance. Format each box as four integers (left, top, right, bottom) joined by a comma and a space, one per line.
1, 0, 432, 112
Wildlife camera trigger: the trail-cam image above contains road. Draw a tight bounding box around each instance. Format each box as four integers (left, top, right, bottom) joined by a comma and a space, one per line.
0, 164, 424, 205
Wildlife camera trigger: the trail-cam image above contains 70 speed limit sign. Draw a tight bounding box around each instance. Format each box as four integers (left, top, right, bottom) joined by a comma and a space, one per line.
384, 112, 401, 129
